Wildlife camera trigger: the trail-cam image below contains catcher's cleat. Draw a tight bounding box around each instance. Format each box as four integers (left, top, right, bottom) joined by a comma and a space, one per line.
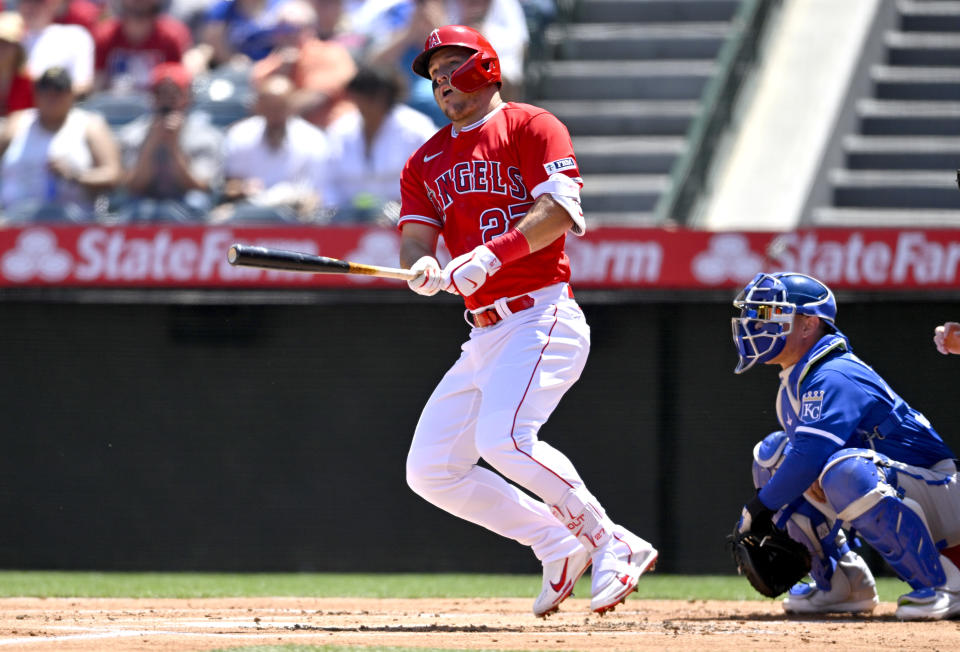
895, 586, 960, 621
533, 548, 592, 617
589, 529, 658, 614
783, 552, 877, 614
896, 556, 960, 620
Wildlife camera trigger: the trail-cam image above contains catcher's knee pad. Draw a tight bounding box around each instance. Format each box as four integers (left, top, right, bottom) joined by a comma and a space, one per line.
752, 430, 790, 489
821, 451, 946, 590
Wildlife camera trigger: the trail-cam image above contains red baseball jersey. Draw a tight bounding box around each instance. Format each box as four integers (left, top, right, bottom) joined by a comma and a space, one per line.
94, 17, 192, 89
398, 102, 582, 310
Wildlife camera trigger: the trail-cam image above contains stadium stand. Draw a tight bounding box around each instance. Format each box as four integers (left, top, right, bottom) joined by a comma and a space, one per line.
700, 0, 960, 230
533, 0, 748, 225
806, 0, 960, 226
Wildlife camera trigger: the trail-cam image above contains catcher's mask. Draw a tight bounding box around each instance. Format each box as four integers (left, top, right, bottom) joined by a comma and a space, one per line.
411, 25, 501, 93
731, 272, 837, 374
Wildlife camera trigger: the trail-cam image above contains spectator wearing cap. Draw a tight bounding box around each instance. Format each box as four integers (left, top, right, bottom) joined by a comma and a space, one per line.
117, 61, 223, 221
94, 0, 193, 93
250, 0, 356, 129
325, 64, 433, 223
0, 66, 120, 222
18, 0, 95, 95
0, 12, 34, 117
215, 74, 336, 222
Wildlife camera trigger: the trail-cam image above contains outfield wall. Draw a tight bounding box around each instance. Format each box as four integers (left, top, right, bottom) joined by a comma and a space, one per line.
2, 293, 958, 575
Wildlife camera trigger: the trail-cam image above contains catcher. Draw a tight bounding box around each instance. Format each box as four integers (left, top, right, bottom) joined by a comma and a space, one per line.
730, 272, 960, 620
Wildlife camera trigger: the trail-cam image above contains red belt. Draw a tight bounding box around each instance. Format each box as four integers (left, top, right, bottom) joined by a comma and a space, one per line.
470, 286, 574, 328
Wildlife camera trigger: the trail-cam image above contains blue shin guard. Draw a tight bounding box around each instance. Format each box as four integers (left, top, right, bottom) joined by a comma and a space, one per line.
821, 451, 946, 590
784, 501, 846, 590
849, 496, 945, 590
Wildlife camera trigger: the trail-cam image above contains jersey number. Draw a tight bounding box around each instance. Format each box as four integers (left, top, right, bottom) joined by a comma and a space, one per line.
479, 202, 533, 243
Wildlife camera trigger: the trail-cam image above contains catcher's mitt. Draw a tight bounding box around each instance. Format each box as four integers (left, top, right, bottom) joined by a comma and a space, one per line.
728, 526, 811, 598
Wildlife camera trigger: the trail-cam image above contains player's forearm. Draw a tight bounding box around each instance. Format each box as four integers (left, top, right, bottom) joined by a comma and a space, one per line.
759, 443, 834, 510
513, 194, 575, 253
400, 238, 436, 269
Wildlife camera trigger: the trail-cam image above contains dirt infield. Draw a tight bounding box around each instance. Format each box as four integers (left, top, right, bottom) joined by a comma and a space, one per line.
0, 596, 957, 651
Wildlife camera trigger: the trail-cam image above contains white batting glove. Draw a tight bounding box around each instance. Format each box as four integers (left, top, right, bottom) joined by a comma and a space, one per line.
934, 321, 960, 355
442, 245, 502, 297
407, 255, 443, 296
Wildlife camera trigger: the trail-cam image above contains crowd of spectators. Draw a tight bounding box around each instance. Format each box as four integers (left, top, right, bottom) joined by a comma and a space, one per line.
0, 0, 547, 226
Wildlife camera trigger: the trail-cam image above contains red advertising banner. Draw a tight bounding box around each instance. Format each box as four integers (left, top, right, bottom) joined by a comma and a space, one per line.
0, 224, 958, 290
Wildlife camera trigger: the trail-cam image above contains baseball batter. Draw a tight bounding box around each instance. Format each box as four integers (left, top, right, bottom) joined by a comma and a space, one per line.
397, 25, 657, 617
732, 272, 960, 620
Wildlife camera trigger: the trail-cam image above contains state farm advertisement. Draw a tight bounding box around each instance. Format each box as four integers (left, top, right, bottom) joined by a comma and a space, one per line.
0, 224, 959, 290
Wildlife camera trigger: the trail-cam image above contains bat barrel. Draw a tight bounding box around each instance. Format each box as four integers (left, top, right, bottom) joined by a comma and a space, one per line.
226, 243, 417, 280
227, 244, 351, 274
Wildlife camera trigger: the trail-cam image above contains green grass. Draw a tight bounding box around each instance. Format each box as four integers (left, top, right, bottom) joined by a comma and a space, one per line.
0, 571, 909, 602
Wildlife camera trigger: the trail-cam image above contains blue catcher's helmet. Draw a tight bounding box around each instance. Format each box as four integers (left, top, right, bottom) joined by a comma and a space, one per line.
731, 272, 837, 374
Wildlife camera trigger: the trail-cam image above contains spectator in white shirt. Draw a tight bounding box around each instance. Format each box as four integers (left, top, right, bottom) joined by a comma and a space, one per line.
325, 64, 434, 224
18, 0, 95, 96
214, 73, 337, 223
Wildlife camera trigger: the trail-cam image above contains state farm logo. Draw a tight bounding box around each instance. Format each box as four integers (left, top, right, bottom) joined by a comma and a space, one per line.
567, 237, 663, 283
0, 227, 320, 283
691, 234, 764, 284
769, 231, 960, 284
1, 228, 73, 282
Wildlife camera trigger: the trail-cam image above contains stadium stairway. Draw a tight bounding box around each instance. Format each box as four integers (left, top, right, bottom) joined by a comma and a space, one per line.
811, 0, 960, 226
535, 0, 743, 225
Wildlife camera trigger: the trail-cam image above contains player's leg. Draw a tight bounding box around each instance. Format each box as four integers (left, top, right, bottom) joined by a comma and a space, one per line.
471, 294, 656, 613
751, 432, 877, 614
819, 450, 960, 620
406, 343, 589, 617
405, 351, 582, 566
780, 508, 878, 614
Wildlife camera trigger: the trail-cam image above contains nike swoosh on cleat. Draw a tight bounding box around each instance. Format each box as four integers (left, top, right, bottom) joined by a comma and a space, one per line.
424, 152, 443, 162
549, 559, 570, 593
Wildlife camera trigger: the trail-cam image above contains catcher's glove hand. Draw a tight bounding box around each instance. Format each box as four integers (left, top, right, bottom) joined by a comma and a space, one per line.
728, 525, 811, 598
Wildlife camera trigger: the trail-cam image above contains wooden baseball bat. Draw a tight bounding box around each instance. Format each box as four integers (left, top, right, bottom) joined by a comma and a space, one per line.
227, 244, 417, 281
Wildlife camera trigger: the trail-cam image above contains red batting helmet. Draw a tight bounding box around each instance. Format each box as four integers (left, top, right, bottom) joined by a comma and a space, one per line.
411, 25, 501, 93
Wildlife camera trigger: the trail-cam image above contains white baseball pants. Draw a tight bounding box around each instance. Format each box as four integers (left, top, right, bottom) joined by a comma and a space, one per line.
406, 282, 592, 563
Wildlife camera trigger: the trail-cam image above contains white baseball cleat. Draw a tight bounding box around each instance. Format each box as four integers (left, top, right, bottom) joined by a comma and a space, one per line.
783, 552, 878, 614
533, 548, 592, 617
589, 529, 658, 614
895, 555, 960, 620
895, 586, 960, 620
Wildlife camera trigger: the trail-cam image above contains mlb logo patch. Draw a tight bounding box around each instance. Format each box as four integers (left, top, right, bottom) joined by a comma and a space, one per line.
801, 390, 824, 421
544, 157, 576, 175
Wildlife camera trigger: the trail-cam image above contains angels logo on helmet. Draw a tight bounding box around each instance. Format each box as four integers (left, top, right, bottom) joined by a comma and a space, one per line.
411, 24, 501, 93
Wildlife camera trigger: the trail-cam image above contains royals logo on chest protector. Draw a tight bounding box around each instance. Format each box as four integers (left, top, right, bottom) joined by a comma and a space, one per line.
801, 390, 825, 422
